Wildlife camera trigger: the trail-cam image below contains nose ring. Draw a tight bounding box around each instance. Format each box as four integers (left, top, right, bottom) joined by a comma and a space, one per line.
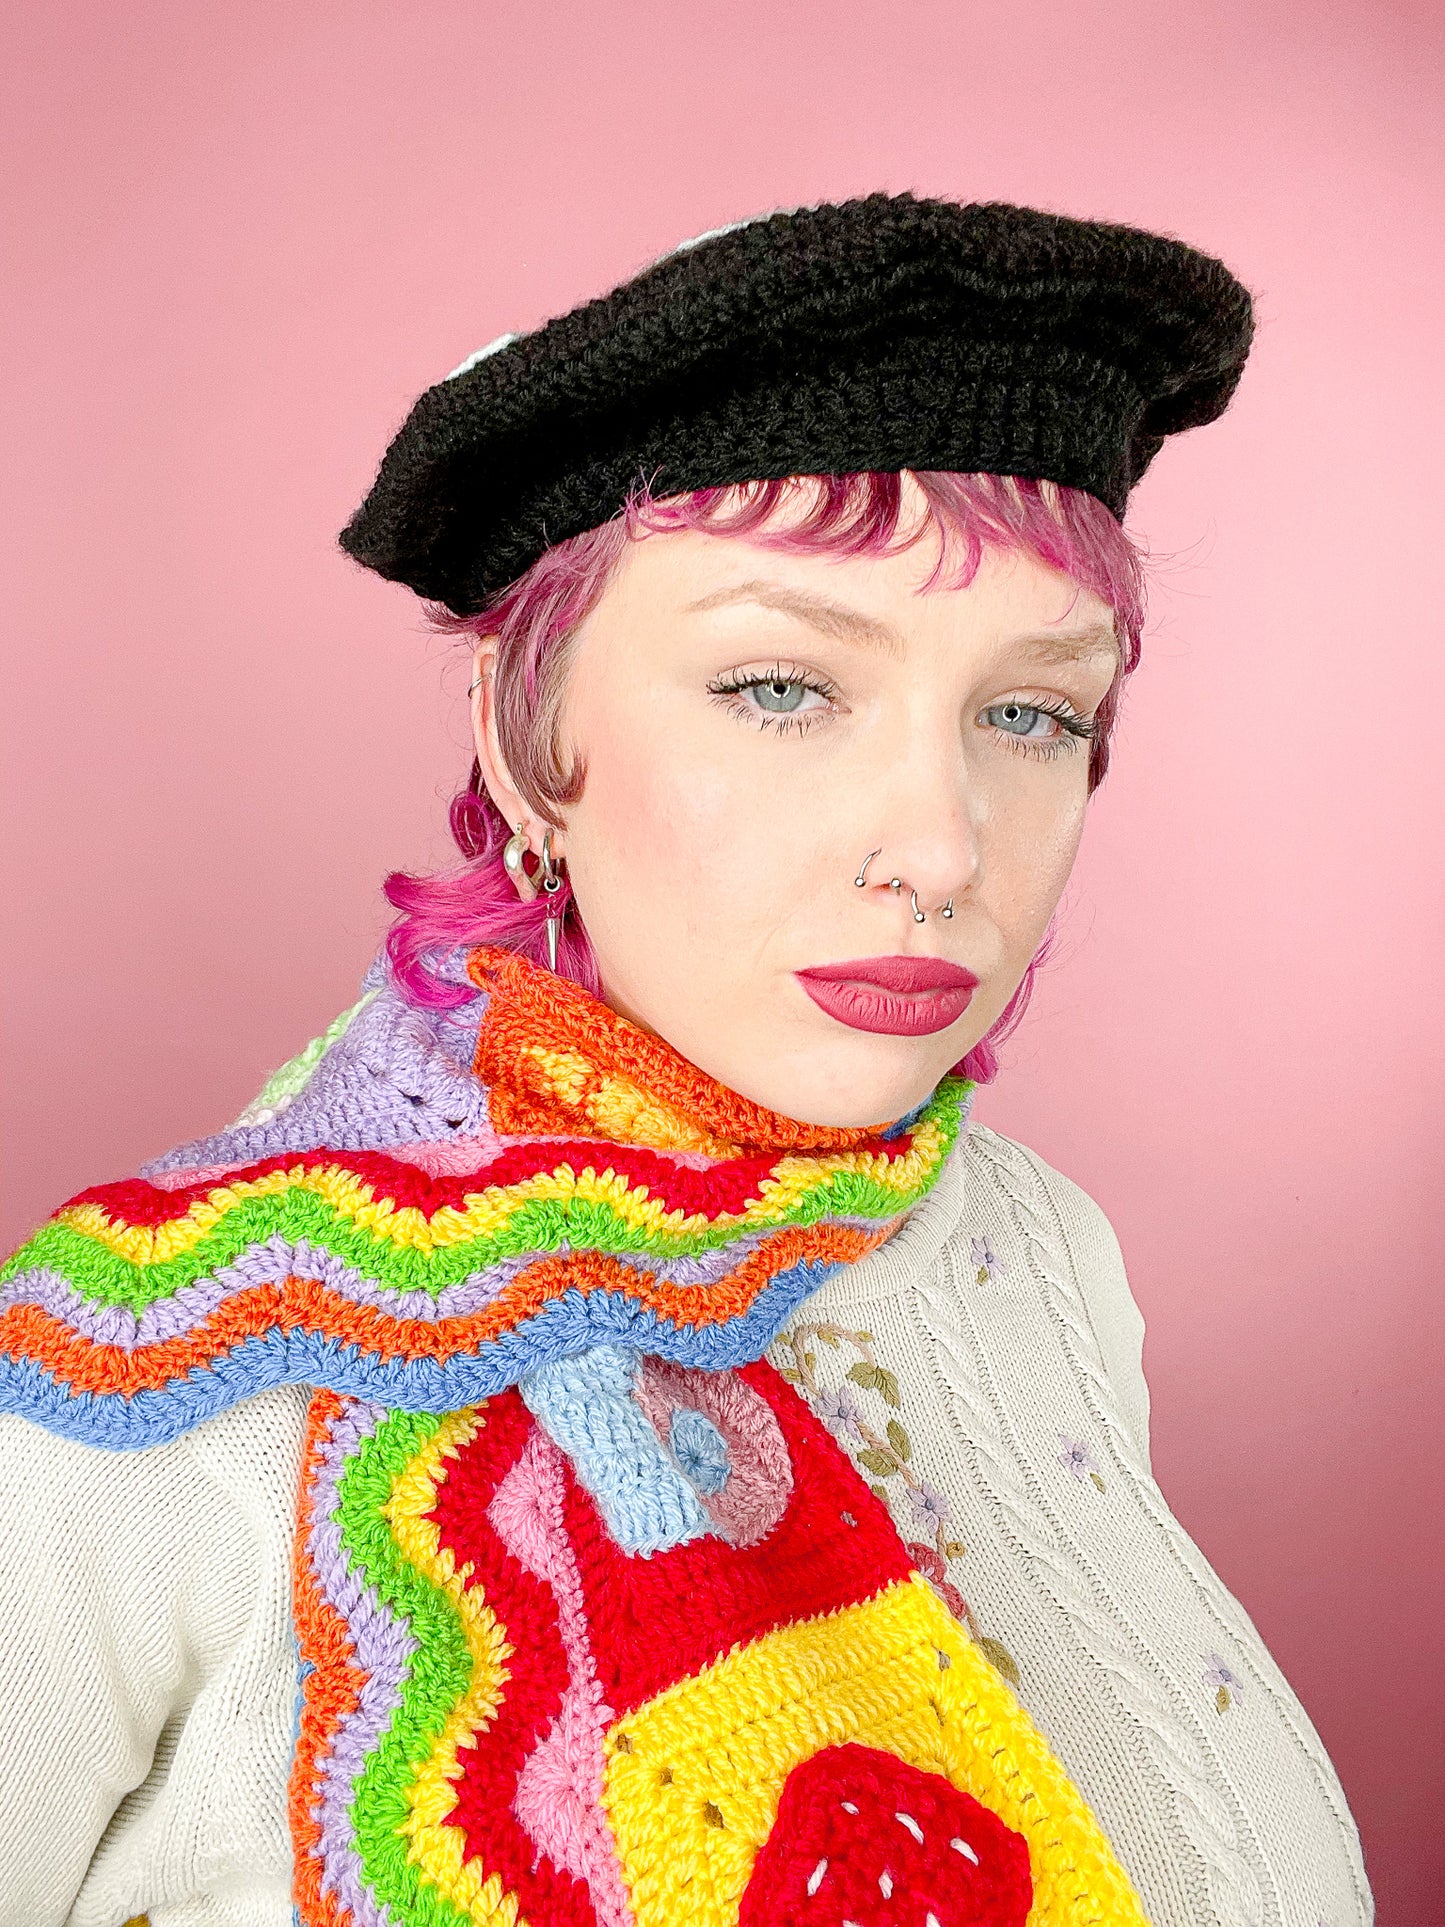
854, 848, 954, 922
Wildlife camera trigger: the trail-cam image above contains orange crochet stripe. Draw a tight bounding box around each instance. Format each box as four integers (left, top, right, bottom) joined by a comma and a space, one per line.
468, 945, 915, 1153
288, 1389, 360, 1927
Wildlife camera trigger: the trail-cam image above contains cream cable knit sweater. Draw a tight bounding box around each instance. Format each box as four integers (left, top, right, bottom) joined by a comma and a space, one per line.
0, 1124, 1372, 1927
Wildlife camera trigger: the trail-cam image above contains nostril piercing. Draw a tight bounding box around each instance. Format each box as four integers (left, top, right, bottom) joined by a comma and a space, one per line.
854, 848, 882, 887
941, 899, 954, 919
910, 890, 927, 924
889, 877, 902, 893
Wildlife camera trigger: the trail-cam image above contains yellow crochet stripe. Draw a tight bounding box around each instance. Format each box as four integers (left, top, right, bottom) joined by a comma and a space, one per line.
59, 1139, 938, 1267
602, 1573, 1149, 1927
524, 1050, 955, 1188
522, 1047, 739, 1157
759, 1113, 950, 1216
382, 1410, 522, 1927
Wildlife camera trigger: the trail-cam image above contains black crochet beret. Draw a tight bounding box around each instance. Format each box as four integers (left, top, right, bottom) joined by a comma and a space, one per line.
340, 193, 1254, 615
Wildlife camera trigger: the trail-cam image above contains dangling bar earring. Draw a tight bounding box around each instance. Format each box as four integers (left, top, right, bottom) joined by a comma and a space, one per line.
538, 829, 565, 972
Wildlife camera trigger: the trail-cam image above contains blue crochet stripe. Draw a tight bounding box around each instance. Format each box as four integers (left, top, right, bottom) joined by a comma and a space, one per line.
0, 1254, 847, 1450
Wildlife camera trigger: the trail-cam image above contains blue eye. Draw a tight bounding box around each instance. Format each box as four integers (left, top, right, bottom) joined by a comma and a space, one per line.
708, 663, 838, 732
988, 701, 1052, 738
751, 678, 807, 713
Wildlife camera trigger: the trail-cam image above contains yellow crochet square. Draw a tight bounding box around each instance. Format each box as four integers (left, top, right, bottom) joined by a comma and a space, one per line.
601, 1573, 1148, 1927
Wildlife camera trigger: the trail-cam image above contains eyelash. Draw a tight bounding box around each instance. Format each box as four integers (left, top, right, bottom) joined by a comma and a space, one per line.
991, 698, 1097, 762
706, 662, 839, 738
706, 665, 1097, 758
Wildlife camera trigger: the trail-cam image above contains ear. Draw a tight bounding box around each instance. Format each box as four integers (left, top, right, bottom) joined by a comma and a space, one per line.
470, 636, 547, 898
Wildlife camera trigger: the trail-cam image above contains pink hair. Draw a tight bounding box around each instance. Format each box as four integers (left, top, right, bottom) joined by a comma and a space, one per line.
383, 471, 1145, 1083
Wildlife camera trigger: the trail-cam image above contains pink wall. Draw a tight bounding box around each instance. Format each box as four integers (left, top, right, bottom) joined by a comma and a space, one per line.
3, 1, 1441, 1914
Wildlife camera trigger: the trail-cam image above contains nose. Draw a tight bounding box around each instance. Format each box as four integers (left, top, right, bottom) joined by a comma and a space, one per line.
847, 709, 985, 918
852, 807, 981, 919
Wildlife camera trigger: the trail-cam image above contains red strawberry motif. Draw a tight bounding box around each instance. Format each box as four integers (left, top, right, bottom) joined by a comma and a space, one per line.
738, 1743, 1032, 1927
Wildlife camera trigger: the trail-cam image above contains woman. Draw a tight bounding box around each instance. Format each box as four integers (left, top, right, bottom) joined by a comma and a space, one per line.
0, 195, 1371, 1925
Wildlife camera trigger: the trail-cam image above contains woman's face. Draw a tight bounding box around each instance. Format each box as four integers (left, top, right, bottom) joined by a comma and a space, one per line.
476, 496, 1121, 1127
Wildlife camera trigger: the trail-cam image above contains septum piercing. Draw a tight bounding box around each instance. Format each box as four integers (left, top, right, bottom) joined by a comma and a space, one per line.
854, 847, 954, 921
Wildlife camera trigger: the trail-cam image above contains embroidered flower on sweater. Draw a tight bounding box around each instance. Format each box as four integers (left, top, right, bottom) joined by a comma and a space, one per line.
905, 1481, 952, 1528
1203, 1653, 1246, 1713
812, 1383, 866, 1442
970, 1234, 1004, 1285
1058, 1434, 1107, 1492
778, 1319, 1022, 1686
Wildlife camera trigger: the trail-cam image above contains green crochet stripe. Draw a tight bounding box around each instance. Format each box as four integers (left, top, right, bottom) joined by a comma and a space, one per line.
336, 1407, 482, 1927
2, 1078, 969, 1313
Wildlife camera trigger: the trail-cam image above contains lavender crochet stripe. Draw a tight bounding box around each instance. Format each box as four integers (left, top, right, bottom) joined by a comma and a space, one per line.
1, 1220, 888, 1351
143, 962, 491, 1179
304, 1397, 410, 1927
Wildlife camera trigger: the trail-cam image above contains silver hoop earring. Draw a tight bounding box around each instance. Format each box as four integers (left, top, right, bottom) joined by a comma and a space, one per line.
502, 822, 529, 889
538, 828, 566, 972
854, 848, 882, 887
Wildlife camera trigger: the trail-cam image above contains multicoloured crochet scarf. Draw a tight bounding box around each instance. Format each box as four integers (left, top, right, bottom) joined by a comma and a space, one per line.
0, 945, 1148, 1927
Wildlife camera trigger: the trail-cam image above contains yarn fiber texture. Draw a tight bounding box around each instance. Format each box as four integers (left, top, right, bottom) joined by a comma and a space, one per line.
0, 944, 1154, 1925
339, 192, 1254, 612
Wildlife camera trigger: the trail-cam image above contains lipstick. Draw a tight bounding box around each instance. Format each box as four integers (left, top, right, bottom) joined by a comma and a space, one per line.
794, 955, 979, 1037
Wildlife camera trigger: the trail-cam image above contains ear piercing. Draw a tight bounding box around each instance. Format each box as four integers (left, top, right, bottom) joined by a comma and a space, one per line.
502, 822, 529, 883
854, 848, 954, 922
501, 821, 568, 971
537, 829, 566, 971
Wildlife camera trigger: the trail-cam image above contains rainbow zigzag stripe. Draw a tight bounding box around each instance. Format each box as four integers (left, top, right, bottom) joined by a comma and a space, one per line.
0, 1015, 968, 1446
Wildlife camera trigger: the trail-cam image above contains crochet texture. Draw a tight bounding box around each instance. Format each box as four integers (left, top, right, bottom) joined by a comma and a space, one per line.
2, 946, 1150, 1926
337, 192, 1255, 611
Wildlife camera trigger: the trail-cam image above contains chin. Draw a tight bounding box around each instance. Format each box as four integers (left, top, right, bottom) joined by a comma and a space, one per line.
735, 1031, 971, 1131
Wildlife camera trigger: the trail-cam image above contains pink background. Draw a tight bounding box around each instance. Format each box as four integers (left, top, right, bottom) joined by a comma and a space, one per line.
3, 1, 1441, 1915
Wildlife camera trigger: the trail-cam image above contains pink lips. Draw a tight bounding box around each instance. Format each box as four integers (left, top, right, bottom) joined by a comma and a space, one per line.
794, 955, 980, 1036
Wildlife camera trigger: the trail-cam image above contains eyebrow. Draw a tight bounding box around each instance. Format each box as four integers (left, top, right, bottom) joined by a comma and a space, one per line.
684, 580, 905, 655
684, 579, 1122, 672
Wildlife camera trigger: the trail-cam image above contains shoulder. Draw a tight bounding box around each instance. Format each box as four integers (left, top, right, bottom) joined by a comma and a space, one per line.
0, 1383, 310, 1581
953, 1123, 1152, 1462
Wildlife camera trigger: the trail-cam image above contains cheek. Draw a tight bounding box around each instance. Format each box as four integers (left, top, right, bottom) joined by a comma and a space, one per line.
980, 775, 1089, 955
562, 686, 789, 946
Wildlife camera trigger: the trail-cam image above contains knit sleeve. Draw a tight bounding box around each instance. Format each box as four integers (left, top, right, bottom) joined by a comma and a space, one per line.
0, 1386, 306, 1927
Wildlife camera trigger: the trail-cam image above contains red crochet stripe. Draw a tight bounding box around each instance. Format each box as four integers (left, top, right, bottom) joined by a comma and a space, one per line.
59, 1129, 919, 1229
426, 1389, 599, 1925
